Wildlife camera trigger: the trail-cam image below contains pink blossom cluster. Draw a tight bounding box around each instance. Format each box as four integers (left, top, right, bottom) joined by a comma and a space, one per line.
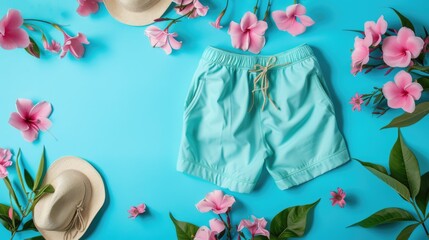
194, 190, 269, 240
350, 13, 427, 114
145, 2, 315, 55
0, 9, 89, 59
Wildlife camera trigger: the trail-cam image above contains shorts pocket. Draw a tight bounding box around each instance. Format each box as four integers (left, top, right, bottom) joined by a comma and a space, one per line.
184, 78, 205, 118
313, 68, 335, 114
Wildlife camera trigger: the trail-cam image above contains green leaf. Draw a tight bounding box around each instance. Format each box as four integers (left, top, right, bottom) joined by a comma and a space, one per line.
356, 160, 411, 200
417, 77, 429, 90
270, 199, 320, 239
382, 102, 429, 129
14, 149, 27, 194
389, 130, 421, 198
24, 37, 40, 59
3, 177, 22, 210
349, 208, 416, 228
25, 236, 45, 240
31, 184, 54, 211
396, 223, 419, 240
23, 219, 37, 231
353, 159, 388, 174
24, 169, 35, 190
416, 172, 429, 215
33, 148, 45, 191
0, 215, 12, 231
391, 8, 415, 32
169, 213, 199, 240
410, 65, 429, 74
0, 203, 20, 225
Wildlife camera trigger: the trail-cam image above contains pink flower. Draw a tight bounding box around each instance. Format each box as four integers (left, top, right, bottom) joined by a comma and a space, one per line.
0, 148, 12, 179
128, 203, 146, 219
77, 0, 102, 16
8, 207, 13, 220
60, 32, 89, 59
145, 26, 182, 55
210, 11, 225, 29
228, 12, 267, 54
43, 38, 61, 53
0, 9, 30, 50
382, 70, 423, 113
237, 216, 270, 239
382, 27, 424, 67
351, 35, 372, 75
194, 219, 225, 240
330, 187, 346, 208
8, 99, 52, 142
349, 93, 364, 111
272, 4, 315, 36
173, 0, 208, 18
196, 190, 235, 214
364, 15, 387, 46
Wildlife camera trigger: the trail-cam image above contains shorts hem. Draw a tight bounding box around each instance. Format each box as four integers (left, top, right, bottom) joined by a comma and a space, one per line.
274, 149, 350, 190
177, 160, 256, 193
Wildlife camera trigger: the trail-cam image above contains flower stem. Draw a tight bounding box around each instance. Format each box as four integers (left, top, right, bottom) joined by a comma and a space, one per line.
411, 200, 429, 236
263, 0, 271, 21
10, 231, 16, 240
218, 214, 232, 240
164, 8, 196, 30
253, 0, 260, 14
294, 0, 298, 4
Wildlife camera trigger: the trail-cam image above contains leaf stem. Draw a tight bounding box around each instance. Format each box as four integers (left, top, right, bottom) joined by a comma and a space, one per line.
263, 0, 271, 21
10, 231, 16, 240
164, 8, 196, 30
218, 213, 232, 240
253, 0, 260, 14
411, 200, 429, 236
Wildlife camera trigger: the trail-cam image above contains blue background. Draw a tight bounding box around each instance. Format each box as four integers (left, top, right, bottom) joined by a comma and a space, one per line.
1, 0, 428, 239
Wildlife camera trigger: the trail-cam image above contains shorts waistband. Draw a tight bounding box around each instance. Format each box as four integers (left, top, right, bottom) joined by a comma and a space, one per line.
201, 44, 315, 68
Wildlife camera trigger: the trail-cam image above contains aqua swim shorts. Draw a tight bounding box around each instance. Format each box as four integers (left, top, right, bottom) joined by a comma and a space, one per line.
177, 45, 350, 193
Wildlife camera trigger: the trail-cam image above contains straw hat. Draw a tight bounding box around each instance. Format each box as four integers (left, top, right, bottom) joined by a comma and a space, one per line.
104, 0, 172, 26
33, 156, 105, 240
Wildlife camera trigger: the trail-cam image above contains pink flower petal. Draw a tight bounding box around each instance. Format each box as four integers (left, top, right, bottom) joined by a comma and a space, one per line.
168, 36, 182, 50
286, 4, 306, 16
298, 15, 314, 27
16, 98, 33, 118
9, 112, 29, 131
240, 12, 258, 31
394, 70, 412, 89
406, 37, 425, 57
36, 118, 52, 131
272, 11, 293, 31
402, 95, 416, 113
22, 127, 39, 142
248, 20, 268, 35
209, 219, 225, 233
196, 199, 215, 213
397, 27, 415, 45
406, 83, 423, 100
248, 32, 265, 54
137, 203, 146, 213
77, 0, 100, 16
287, 21, 306, 36
30, 101, 52, 119
382, 82, 402, 100
4, 10, 24, 29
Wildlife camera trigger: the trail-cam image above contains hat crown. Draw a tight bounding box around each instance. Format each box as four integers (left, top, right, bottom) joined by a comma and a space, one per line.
119, 0, 160, 12
35, 170, 92, 231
